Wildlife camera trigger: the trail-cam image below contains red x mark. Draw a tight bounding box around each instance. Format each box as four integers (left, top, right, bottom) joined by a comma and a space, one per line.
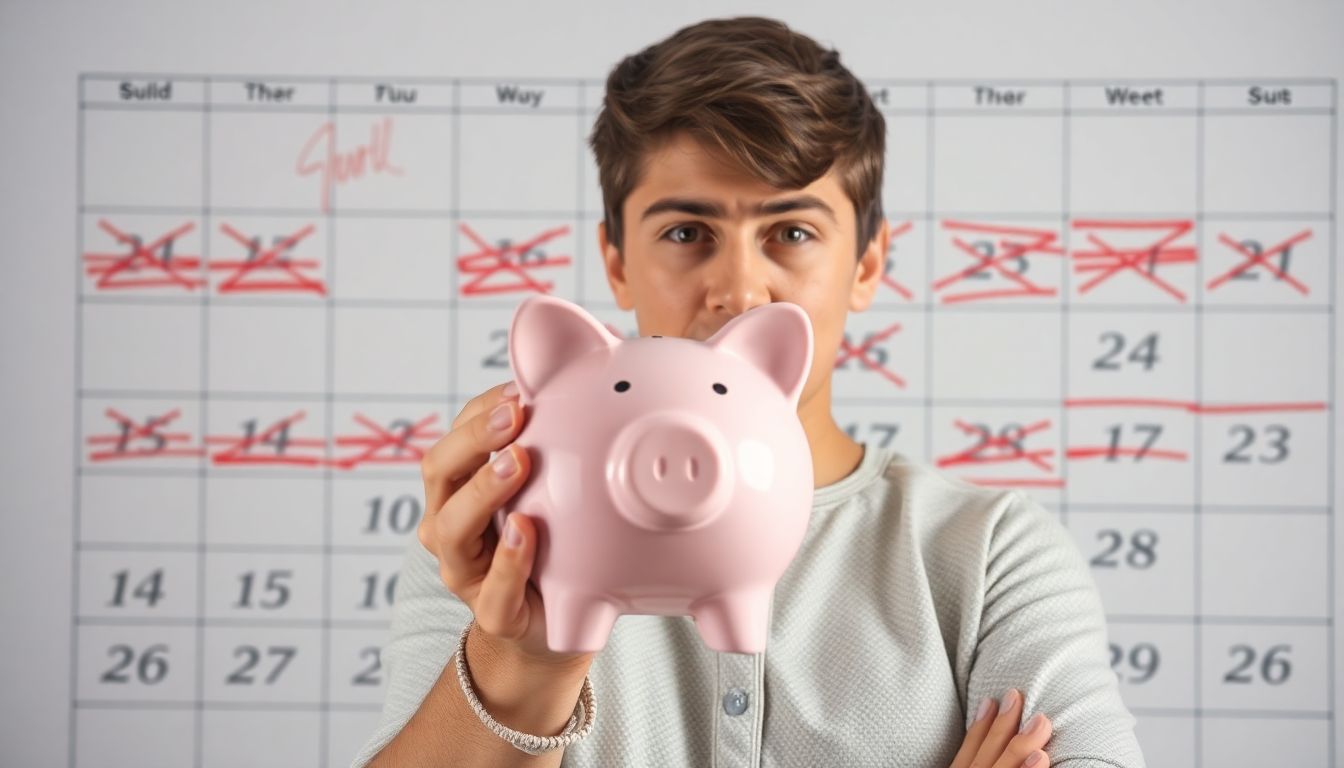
932, 220, 1061, 304
834, 323, 905, 388
207, 411, 326, 467
84, 220, 203, 291
215, 222, 325, 295
87, 408, 204, 461
883, 221, 916, 301
1206, 229, 1313, 295
329, 413, 443, 470
936, 419, 1063, 488
458, 223, 572, 296
1072, 219, 1196, 302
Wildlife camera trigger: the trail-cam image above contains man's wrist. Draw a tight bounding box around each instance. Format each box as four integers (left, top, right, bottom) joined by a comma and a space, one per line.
463, 622, 595, 735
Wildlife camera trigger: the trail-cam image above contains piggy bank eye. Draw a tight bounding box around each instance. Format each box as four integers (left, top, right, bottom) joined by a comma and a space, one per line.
712, 383, 728, 395
614, 380, 631, 392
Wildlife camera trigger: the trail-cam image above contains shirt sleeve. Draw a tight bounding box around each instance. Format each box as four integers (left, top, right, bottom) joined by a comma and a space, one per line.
348, 534, 474, 768
965, 491, 1148, 768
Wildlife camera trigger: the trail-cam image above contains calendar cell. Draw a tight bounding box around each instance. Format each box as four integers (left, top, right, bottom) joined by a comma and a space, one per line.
329, 552, 405, 622
79, 473, 200, 546
453, 216, 580, 307
204, 552, 325, 622
75, 707, 195, 768
458, 112, 581, 212
80, 213, 206, 298
1199, 623, 1327, 712
833, 403, 924, 463
1200, 411, 1328, 508
930, 310, 1061, 400
204, 475, 324, 547
833, 310, 925, 399
327, 628, 393, 706
83, 108, 203, 208
207, 303, 327, 395
205, 214, 329, 301
1064, 407, 1195, 506
82, 302, 203, 392
77, 625, 198, 702
331, 477, 426, 549
1069, 511, 1195, 617
332, 305, 451, 396
1200, 512, 1328, 619
1069, 113, 1198, 215
932, 114, 1063, 213
200, 709, 320, 768
331, 217, 454, 301
201, 625, 324, 703
78, 550, 199, 619
1102, 621, 1197, 709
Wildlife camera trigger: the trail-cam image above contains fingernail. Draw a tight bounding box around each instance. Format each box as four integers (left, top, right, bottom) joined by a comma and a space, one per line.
504, 514, 523, 548
492, 446, 517, 477
489, 402, 513, 431
1025, 751, 1043, 767
1001, 689, 1018, 711
1021, 712, 1042, 734
502, 380, 520, 398
975, 697, 994, 723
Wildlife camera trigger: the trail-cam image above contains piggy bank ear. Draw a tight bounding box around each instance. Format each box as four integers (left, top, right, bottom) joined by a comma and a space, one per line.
706, 302, 814, 406
510, 294, 619, 399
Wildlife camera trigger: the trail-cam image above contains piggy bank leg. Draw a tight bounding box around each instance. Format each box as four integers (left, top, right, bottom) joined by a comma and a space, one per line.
689, 588, 773, 654
543, 588, 621, 654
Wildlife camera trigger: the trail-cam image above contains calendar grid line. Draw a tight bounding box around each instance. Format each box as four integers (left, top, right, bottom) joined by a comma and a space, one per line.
1060, 80, 1071, 529
74, 203, 1339, 222
1328, 76, 1338, 763
318, 75, 337, 768
449, 76, 461, 422
71, 295, 1340, 315
191, 74, 210, 768
75, 102, 1344, 120
1192, 78, 1206, 765
77, 72, 1342, 86
68, 72, 86, 768
923, 80, 934, 464
69, 613, 1336, 629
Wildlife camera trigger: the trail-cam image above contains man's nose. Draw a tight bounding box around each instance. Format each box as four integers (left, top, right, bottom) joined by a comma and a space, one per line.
708, 232, 771, 316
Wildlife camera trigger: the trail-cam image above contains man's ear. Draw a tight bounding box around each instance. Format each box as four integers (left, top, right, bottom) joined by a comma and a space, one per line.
598, 220, 634, 311
849, 218, 889, 312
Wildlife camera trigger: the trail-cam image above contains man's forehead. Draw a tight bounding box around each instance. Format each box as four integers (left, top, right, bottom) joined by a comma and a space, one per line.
633, 133, 845, 210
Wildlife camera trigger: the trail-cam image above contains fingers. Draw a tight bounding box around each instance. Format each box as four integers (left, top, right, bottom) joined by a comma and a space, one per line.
428, 442, 533, 597
948, 695, 999, 768
976, 689, 1051, 768
950, 689, 1053, 768
473, 511, 538, 642
418, 380, 522, 537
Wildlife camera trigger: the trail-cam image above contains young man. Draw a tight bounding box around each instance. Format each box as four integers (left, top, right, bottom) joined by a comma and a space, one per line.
353, 16, 1146, 768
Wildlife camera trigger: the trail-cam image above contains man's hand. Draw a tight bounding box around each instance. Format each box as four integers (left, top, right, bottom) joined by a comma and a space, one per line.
949, 688, 1052, 768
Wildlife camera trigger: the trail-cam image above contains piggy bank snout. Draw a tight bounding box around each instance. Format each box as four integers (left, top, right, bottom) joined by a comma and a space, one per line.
610, 414, 733, 532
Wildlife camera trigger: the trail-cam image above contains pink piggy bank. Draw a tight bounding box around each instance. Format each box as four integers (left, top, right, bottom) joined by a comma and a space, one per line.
491, 294, 815, 654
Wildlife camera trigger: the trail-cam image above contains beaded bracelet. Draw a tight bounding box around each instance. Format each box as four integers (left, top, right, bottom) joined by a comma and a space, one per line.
453, 620, 596, 755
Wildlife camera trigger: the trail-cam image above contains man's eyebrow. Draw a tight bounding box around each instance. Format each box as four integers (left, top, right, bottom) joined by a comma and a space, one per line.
640, 195, 837, 223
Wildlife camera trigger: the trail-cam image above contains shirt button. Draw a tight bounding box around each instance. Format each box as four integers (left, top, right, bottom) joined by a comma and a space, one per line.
722, 687, 749, 716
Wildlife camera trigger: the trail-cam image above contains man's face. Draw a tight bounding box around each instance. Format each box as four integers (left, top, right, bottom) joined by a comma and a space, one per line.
597, 130, 888, 410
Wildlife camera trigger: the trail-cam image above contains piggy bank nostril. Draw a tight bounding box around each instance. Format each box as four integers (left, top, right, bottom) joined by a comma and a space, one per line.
687, 456, 699, 480
654, 455, 667, 480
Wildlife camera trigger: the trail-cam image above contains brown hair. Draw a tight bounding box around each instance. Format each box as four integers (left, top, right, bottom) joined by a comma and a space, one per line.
588, 15, 886, 260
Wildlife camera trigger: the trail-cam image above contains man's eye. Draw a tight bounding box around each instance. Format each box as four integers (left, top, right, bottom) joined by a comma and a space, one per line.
778, 226, 814, 245
663, 225, 703, 244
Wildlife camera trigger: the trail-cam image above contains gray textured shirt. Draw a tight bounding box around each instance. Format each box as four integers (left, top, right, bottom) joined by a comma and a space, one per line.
351, 444, 1147, 767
